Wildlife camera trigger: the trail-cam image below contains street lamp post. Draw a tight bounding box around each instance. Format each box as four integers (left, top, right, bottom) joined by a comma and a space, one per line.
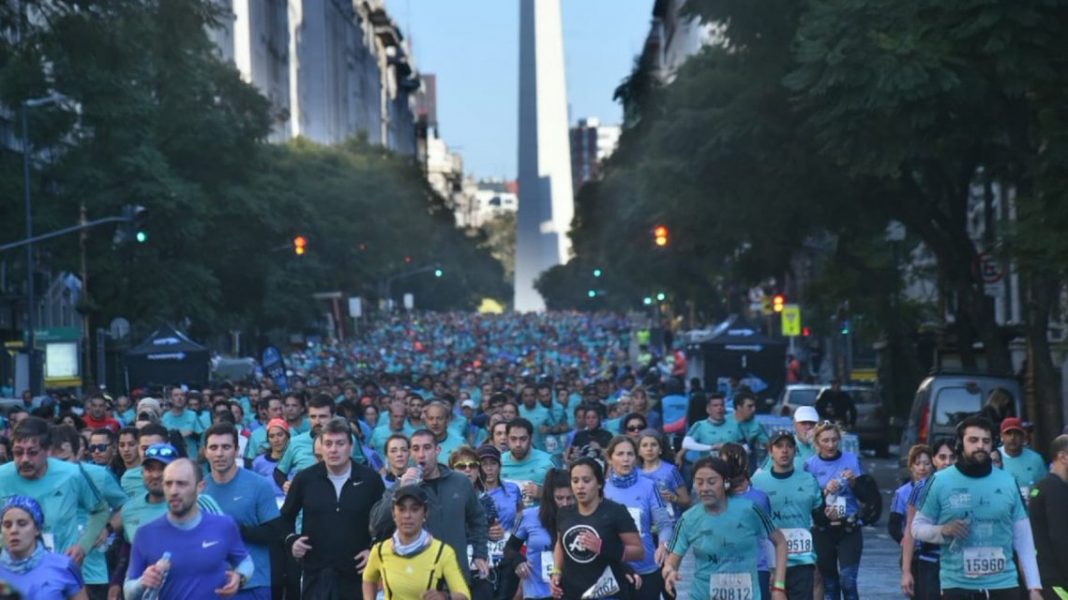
21, 92, 68, 395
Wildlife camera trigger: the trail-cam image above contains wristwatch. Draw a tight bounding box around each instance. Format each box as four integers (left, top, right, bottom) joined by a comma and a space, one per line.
238, 573, 248, 588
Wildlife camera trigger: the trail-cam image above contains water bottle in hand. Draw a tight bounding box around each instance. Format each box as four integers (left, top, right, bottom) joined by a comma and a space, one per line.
142, 551, 172, 600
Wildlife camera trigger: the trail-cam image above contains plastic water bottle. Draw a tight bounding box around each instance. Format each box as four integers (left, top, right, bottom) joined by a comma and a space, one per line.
142, 551, 171, 600
656, 480, 675, 518
414, 463, 425, 484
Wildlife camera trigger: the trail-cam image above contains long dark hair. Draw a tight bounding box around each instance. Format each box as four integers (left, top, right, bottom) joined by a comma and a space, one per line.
568, 457, 606, 498
538, 468, 571, 544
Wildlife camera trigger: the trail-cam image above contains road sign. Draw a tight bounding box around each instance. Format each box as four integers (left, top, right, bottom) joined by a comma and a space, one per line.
978, 253, 1004, 284
781, 304, 802, 337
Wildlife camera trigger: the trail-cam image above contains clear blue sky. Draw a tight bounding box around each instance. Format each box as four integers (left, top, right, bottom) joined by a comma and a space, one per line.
389, 0, 652, 180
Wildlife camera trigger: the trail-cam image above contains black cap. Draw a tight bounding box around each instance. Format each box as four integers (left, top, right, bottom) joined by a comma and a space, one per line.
392, 484, 428, 506
768, 430, 796, 447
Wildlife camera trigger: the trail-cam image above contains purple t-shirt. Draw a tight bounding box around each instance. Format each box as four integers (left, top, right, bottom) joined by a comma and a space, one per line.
0, 549, 84, 599
804, 451, 864, 518
128, 512, 248, 599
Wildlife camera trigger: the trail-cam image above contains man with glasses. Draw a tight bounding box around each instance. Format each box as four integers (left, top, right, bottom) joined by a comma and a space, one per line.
0, 417, 109, 567
87, 428, 122, 478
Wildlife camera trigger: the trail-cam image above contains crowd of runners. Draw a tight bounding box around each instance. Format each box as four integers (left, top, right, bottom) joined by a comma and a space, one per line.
0, 312, 1065, 600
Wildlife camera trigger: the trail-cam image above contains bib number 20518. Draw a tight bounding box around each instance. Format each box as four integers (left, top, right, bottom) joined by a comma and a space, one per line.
710, 572, 753, 600
963, 547, 1006, 578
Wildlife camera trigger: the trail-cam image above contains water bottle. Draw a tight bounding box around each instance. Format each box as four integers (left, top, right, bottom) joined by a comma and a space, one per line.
656, 480, 675, 518
413, 463, 425, 484
142, 551, 171, 600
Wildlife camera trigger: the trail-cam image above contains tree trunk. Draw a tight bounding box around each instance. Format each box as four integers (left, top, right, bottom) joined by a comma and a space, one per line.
1021, 268, 1063, 451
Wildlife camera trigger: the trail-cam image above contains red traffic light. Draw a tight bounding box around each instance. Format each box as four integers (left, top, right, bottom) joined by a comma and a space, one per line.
293, 235, 307, 255
654, 225, 669, 247
772, 294, 785, 312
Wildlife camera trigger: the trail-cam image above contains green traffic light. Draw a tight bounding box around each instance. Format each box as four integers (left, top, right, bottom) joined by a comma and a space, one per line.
587, 290, 597, 298
656, 292, 666, 301
593, 268, 602, 278
135, 231, 147, 243
434, 269, 443, 278
643, 297, 653, 306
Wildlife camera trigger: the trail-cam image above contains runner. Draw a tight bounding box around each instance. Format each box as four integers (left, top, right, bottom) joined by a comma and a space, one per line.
501, 419, 556, 507
998, 418, 1047, 502
0, 495, 87, 599
912, 415, 1043, 600
203, 422, 283, 600
900, 437, 956, 600
603, 435, 674, 600
682, 393, 743, 464
124, 458, 252, 599
362, 485, 471, 600
1027, 434, 1068, 598
662, 456, 788, 600
280, 417, 385, 597
508, 468, 573, 600
805, 421, 864, 600
637, 429, 690, 516
549, 457, 643, 599
752, 431, 823, 599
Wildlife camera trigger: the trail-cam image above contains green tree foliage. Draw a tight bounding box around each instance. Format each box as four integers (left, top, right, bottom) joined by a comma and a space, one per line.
0, 0, 505, 342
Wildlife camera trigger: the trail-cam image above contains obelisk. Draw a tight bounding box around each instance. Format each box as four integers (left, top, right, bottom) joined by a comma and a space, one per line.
514, 0, 574, 312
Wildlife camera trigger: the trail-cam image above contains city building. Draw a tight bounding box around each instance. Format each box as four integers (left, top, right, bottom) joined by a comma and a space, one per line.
569, 117, 620, 194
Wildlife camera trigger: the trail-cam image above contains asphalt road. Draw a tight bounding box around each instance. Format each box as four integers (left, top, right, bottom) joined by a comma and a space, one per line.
856, 447, 908, 599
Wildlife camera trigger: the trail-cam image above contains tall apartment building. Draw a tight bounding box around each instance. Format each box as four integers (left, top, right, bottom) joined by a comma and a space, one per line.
569, 117, 620, 194
210, 0, 421, 153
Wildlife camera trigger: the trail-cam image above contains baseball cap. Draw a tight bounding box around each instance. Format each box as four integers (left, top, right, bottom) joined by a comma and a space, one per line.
793, 406, 819, 423
266, 418, 289, 434
1000, 417, 1025, 435
392, 484, 429, 506
142, 443, 179, 466
768, 430, 796, 446
476, 444, 502, 463
461, 399, 477, 409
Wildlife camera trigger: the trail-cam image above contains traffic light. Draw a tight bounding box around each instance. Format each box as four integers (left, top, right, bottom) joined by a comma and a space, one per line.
434, 268, 443, 278
654, 225, 669, 247
802, 326, 811, 337
643, 297, 653, 306
293, 235, 307, 256
840, 319, 850, 335
772, 294, 785, 313
656, 292, 666, 302
114, 204, 148, 245
587, 289, 597, 298
593, 268, 603, 278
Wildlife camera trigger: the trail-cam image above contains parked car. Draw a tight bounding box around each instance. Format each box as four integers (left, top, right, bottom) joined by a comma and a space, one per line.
770, 383, 891, 457
899, 372, 1022, 465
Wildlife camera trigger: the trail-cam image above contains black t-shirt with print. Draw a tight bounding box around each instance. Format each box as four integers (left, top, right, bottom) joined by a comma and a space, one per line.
556, 498, 638, 599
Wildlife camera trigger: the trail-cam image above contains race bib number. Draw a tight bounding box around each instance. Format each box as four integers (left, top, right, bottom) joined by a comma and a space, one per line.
539, 552, 556, 582
487, 533, 510, 565
783, 528, 813, 555
627, 507, 644, 536
963, 546, 1007, 578
710, 572, 753, 600
275, 497, 285, 509
42, 532, 55, 552
828, 496, 847, 520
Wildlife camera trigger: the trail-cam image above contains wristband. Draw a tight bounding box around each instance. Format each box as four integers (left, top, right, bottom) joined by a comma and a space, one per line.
550, 567, 563, 576
774, 581, 785, 588
771, 585, 786, 593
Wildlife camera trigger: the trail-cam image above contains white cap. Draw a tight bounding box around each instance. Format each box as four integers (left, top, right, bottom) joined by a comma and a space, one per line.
461, 399, 477, 409
793, 406, 819, 423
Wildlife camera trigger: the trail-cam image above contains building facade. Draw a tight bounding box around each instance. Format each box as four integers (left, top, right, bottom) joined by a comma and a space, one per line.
569, 117, 620, 194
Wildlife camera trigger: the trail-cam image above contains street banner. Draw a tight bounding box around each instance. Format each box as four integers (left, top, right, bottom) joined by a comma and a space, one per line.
261, 345, 288, 392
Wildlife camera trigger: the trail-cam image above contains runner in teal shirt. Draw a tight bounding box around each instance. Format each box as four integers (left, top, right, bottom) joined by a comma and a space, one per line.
501, 420, 557, 505
998, 418, 1048, 501
682, 394, 743, 463
664, 457, 787, 600
752, 431, 823, 596
913, 416, 1043, 596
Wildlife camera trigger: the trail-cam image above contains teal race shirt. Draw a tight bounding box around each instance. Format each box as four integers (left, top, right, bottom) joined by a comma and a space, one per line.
669, 496, 775, 600
751, 468, 822, 567
0, 458, 104, 554
999, 447, 1047, 499
684, 419, 743, 462
78, 463, 127, 585
161, 409, 202, 456
120, 493, 167, 544
501, 448, 557, 504
918, 466, 1027, 590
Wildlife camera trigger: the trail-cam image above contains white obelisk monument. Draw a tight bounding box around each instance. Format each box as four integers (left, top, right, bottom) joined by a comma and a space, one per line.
513, 0, 574, 312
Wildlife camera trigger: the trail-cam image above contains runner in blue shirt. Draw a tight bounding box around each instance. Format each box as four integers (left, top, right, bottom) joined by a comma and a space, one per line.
0, 495, 87, 600
721, 442, 776, 599
889, 445, 932, 546
637, 429, 690, 516
663, 456, 788, 600
900, 438, 956, 600
204, 423, 283, 599
604, 435, 674, 600
507, 468, 573, 600
125, 458, 253, 599
912, 416, 1043, 599
804, 421, 865, 600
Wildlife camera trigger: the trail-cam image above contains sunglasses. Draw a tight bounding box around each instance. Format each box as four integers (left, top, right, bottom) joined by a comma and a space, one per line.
453, 461, 480, 470
626, 425, 645, 432
88, 444, 111, 453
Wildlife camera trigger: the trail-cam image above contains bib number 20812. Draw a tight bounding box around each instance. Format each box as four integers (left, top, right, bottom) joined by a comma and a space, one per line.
710, 572, 753, 600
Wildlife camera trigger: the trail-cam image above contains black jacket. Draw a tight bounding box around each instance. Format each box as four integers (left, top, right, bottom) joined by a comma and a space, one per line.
281, 459, 385, 574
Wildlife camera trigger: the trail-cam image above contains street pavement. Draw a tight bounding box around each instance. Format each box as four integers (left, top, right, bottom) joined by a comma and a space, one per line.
856, 447, 907, 599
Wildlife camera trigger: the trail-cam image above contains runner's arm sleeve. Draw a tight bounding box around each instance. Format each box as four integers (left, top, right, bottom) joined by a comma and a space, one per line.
888, 511, 905, 544
234, 554, 255, 581
368, 487, 396, 541
681, 436, 711, 452
1012, 517, 1042, 590
442, 546, 472, 599
123, 578, 145, 599
910, 511, 945, 544
78, 504, 111, 553
241, 516, 288, 545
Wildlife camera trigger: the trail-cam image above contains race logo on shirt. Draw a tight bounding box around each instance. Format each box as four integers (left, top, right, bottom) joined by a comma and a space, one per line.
563, 524, 601, 564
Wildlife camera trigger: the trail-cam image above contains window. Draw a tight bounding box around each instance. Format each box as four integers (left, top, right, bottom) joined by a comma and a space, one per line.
933, 387, 982, 426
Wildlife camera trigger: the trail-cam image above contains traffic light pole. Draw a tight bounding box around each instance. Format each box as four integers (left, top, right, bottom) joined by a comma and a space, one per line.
380, 264, 444, 311
0, 216, 135, 253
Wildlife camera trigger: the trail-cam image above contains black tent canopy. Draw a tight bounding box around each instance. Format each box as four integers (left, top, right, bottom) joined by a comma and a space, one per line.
125, 324, 210, 390
685, 321, 787, 419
